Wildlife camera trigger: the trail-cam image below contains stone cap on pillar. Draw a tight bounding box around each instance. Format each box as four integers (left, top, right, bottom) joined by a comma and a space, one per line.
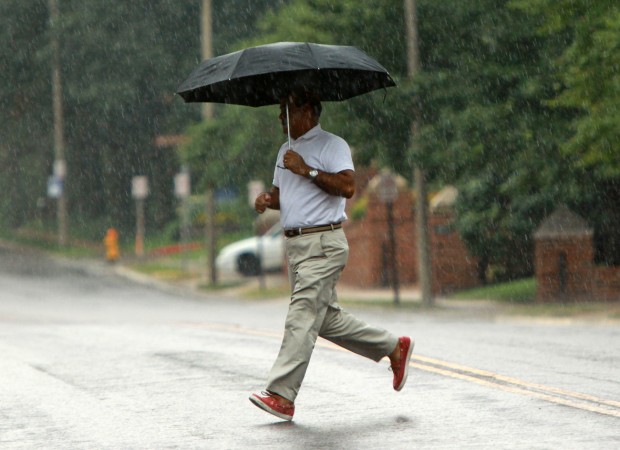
430, 185, 458, 213
534, 205, 593, 239
366, 169, 408, 198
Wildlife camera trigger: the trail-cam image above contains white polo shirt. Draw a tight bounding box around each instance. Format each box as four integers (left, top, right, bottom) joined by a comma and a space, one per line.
273, 124, 354, 229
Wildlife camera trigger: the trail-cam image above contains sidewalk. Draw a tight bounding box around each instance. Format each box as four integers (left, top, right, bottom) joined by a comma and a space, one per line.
149, 268, 505, 316
3, 238, 618, 324
114, 260, 426, 306
13, 239, 616, 323
108, 264, 620, 323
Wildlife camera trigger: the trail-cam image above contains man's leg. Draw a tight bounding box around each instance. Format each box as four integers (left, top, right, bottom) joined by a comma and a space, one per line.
319, 307, 398, 362
264, 232, 347, 402
319, 305, 413, 391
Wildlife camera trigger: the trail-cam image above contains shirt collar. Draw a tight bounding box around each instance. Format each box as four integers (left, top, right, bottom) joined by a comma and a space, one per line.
293, 123, 322, 143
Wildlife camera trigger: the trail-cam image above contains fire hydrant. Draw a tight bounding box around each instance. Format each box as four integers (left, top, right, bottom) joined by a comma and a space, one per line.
104, 228, 120, 263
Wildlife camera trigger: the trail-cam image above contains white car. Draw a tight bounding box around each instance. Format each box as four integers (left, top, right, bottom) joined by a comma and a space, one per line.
215, 223, 285, 276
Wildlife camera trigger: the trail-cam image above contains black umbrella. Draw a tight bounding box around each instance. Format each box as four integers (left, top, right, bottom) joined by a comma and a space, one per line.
177, 42, 396, 106
177, 42, 396, 146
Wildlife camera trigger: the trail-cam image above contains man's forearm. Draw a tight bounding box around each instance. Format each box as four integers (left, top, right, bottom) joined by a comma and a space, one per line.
310, 169, 355, 199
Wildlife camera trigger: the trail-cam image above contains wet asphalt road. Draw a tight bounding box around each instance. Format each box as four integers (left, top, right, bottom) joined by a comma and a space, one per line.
0, 245, 619, 449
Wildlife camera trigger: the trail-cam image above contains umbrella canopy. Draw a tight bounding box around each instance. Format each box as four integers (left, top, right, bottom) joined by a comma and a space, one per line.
176, 42, 396, 106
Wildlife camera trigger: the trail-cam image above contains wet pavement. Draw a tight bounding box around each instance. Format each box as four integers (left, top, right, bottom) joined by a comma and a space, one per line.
0, 244, 619, 448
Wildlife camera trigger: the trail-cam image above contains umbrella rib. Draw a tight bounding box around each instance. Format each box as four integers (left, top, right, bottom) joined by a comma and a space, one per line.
226, 49, 245, 81
306, 42, 320, 70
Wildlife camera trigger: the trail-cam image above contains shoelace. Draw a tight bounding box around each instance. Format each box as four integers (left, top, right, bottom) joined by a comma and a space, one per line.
260, 391, 294, 408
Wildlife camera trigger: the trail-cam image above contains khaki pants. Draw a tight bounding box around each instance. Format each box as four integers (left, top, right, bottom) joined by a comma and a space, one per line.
266, 228, 398, 402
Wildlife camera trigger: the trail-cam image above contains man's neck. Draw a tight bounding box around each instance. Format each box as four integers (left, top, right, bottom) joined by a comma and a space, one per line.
292, 121, 319, 139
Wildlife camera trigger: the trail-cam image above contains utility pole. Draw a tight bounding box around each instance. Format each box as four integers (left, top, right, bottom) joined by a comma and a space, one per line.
202, 0, 217, 285
49, 0, 68, 247
405, 0, 434, 305
201, 0, 214, 121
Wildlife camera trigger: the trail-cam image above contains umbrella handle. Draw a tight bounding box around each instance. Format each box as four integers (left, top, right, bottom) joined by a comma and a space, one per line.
286, 103, 291, 150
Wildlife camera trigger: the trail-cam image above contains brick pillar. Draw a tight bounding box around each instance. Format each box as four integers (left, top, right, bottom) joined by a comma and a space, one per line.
533, 206, 594, 302
429, 186, 479, 295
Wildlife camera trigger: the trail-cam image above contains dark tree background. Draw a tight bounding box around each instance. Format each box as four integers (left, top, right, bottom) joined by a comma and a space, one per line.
1, 0, 618, 273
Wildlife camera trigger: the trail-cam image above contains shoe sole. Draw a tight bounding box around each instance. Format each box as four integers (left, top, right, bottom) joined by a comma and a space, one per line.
249, 395, 293, 421
395, 339, 415, 391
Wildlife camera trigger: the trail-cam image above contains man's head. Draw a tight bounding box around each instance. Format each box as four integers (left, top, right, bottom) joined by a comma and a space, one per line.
288, 86, 322, 118
279, 86, 322, 139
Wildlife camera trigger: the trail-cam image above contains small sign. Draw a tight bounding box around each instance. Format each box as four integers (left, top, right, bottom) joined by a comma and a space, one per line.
248, 180, 265, 207
377, 171, 398, 203
47, 176, 63, 198
132, 176, 149, 200
174, 172, 191, 198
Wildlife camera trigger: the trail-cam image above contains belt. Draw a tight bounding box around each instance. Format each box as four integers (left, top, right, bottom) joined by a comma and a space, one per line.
284, 222, 342, 238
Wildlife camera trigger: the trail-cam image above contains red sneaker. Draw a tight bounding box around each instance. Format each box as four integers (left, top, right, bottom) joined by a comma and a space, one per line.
391, 336, 414, 391
249, 391, 295, 421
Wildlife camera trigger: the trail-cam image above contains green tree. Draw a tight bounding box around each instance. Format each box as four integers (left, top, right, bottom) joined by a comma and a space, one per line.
0, 0, 52, 227
515, 0, 620, 176
410, 0, 580, 279
180, 106, 280, 193
0, 0, 289, 238
183, 0, 579, 279
57, 0, 201, 233
514, 0, 620, 264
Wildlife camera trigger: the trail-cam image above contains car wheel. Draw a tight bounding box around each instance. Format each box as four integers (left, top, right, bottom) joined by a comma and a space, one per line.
238, 253, 260, 276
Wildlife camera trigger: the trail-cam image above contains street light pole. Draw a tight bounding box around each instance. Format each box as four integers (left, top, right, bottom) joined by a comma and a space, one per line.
201, 0, 214, 121
405, 0, 434, 305
49, 0, 68, 247
377, 170, 401, 305
132, 176, 149, 258
201, 0, 218, 285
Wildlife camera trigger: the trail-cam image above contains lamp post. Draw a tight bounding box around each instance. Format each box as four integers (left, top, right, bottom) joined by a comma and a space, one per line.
132, 176, 149, 258
49, 0, 68, 246
175, 167, 191, 270
405, 0, 434, 305
377, 170, 400, 305
248, 180, 266, 290
201, 0, 218, 286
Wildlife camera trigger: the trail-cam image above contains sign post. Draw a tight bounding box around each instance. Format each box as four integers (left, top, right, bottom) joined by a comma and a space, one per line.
132, 176, 149, 258
377, 170, 400, 305
248, 180, 266, 290
174, 168, 191, 270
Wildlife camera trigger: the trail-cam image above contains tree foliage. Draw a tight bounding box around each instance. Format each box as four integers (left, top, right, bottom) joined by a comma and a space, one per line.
1, 0, 618, 269
513, 0, 620, 264
0, 0, 52, 227
409, 0, 580, 278
515, 0, 620, 175
180, 106, 281, 192
0, 0, 286, 236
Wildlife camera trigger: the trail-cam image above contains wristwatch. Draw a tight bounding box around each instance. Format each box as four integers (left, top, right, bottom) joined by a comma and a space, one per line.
308, 169, 319, 180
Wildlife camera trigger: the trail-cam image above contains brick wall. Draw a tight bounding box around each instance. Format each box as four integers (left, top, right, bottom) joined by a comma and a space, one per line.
342, 189, 417, 287
535, 236, 594, 302
430, 210, 479, 295
341, 180, 479, 294
592, 265, 620, 301
534, 207, 620, 302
